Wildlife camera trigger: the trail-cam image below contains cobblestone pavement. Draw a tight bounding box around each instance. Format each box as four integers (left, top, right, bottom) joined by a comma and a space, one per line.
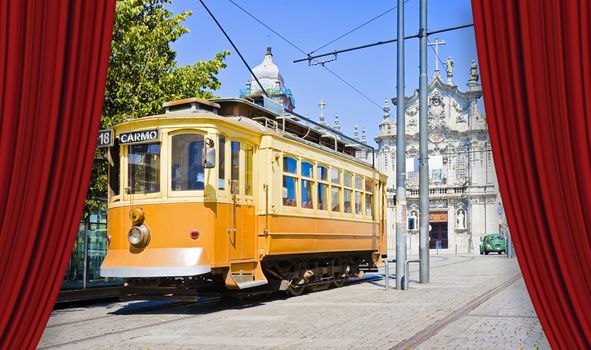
39, 255, 550, 349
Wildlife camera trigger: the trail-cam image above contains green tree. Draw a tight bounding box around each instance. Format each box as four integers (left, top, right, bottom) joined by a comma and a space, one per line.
85, 0, 230, 217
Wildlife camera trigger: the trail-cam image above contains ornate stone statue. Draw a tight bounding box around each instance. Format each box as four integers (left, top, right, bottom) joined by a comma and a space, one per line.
456, 209, 465, 229
446, 56, 454, 77
470, 60, 479, 82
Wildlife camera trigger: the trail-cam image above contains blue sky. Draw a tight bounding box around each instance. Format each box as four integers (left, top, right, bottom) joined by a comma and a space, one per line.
168, 1, 477, 145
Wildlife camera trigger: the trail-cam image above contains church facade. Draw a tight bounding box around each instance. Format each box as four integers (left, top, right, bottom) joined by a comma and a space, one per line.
375, 62, 503, 255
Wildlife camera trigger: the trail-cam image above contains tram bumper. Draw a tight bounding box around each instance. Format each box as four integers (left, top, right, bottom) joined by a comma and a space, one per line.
100, 247, 211, 278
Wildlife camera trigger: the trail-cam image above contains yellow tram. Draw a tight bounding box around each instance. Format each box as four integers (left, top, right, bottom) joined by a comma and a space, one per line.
100, 97, 387, 298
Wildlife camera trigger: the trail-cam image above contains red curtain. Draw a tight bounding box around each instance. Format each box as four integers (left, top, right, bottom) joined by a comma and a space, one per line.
472, 1, 591, 348
0, 1, 116, 349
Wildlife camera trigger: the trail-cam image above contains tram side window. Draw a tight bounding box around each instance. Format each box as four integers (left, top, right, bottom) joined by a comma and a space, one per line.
317, 165, 328, 210
343, 172, 353, 213
330, 168, 341, 212
283, 156, 297, 207
108, 142, 120, 196
218, 136, 225, 190
231, 141, 240, 191
171, 134, 204, 191
354, 175, 363, 215
365, 179, 374, 218
301, 161, 314, 209
128, 143, 160, 194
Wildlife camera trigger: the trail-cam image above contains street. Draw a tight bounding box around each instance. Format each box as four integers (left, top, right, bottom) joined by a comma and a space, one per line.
39, 255, 549, 349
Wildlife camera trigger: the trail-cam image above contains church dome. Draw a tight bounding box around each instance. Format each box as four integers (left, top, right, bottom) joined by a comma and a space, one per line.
251, 47, 284, 84
242, 47, 295, 111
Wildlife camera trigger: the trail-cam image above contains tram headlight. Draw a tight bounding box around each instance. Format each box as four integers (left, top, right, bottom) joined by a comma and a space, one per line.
128, 224, 150, 247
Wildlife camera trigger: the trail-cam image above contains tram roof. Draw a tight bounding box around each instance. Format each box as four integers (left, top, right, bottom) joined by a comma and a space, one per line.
132, 96, 377, 169
211, 97, 374, 153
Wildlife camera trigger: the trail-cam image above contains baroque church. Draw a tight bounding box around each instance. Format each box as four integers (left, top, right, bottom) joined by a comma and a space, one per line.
375, 59, 503, 255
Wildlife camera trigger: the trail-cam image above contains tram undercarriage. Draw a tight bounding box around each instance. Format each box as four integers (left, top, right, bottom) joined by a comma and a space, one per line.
120, 251, 377, 300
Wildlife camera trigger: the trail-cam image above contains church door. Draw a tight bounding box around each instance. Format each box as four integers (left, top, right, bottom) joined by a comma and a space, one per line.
429, 212, 449, 249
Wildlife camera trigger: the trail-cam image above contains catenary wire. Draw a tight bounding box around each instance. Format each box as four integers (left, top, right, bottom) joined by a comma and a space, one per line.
199, 0, 270, 98
225, 0, 382, 110
308, 0, 411, 55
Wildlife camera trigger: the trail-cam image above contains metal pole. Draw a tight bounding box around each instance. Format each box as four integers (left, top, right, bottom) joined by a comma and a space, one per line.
395, 0, 408, 290
83, 220, 89, 289
418, 0, 430, 284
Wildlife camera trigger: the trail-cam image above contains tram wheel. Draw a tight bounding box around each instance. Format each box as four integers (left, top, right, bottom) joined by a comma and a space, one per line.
287, 282, 305, 296
332, 275, 346, 288
332, 262, 349, 288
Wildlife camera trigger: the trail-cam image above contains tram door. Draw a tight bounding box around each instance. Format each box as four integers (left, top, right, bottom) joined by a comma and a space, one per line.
227, 141, 256, 261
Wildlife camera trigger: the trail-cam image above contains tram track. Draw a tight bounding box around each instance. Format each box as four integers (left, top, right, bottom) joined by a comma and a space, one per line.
41, 258, 477, 349
45, 257, 467, 334
390, 273, 522, 350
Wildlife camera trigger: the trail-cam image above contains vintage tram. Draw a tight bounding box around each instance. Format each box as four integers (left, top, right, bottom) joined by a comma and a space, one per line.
100, 97, 387, 298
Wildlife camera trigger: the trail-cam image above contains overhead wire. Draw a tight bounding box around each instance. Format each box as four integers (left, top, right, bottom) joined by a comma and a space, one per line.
225, 0, 383, 110
198, 0, 270, 98
226, 0, 304, 55
308, 0, 410, 55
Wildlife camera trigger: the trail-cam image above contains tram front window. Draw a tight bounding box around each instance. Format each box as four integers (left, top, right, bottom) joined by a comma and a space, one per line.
128, 143, 160, 194
171, 134, 205, 191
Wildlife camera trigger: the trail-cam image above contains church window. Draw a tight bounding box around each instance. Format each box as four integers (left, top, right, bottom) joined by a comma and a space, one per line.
455, 153, 467, 182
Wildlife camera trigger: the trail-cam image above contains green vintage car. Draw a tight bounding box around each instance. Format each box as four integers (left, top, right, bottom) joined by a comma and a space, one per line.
479, 233, 506, 255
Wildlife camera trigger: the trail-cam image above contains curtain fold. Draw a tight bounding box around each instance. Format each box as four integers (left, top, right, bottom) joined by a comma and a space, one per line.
472, 1, 591, 348
0, 1, 116, 349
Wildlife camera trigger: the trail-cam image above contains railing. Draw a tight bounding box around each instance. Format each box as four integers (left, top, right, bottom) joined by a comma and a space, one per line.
240, 86, 294, 98
408, 186, 467, 196
252, 116, 279, 131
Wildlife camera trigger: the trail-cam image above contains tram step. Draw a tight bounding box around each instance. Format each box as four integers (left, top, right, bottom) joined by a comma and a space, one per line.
232, 279, 268, 289
225, 260, 268, 289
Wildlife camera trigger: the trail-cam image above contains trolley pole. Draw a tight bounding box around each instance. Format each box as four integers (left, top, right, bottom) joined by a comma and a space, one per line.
418, 0, 430, 283
395, 0, 408, 290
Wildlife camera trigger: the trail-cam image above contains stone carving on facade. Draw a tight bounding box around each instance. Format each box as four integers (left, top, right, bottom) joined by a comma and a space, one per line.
429, 129, 446, 144
428, 92, 446, 129
407, 106, 418, 127
407, 179, 418, 189
453, 101, 467, 123
429, 199, 448, 209
407, 145, 419, 156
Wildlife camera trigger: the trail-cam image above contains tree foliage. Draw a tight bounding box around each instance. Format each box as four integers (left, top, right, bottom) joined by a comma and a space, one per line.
85, 0, 230, 217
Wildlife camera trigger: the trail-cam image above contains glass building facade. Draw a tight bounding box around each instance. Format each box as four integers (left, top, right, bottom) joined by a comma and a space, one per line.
61, 203, 122, 290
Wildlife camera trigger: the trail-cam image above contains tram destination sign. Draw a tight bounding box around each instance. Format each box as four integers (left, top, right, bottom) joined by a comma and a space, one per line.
97, 129, 113, 148
119, 129, 159, 145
